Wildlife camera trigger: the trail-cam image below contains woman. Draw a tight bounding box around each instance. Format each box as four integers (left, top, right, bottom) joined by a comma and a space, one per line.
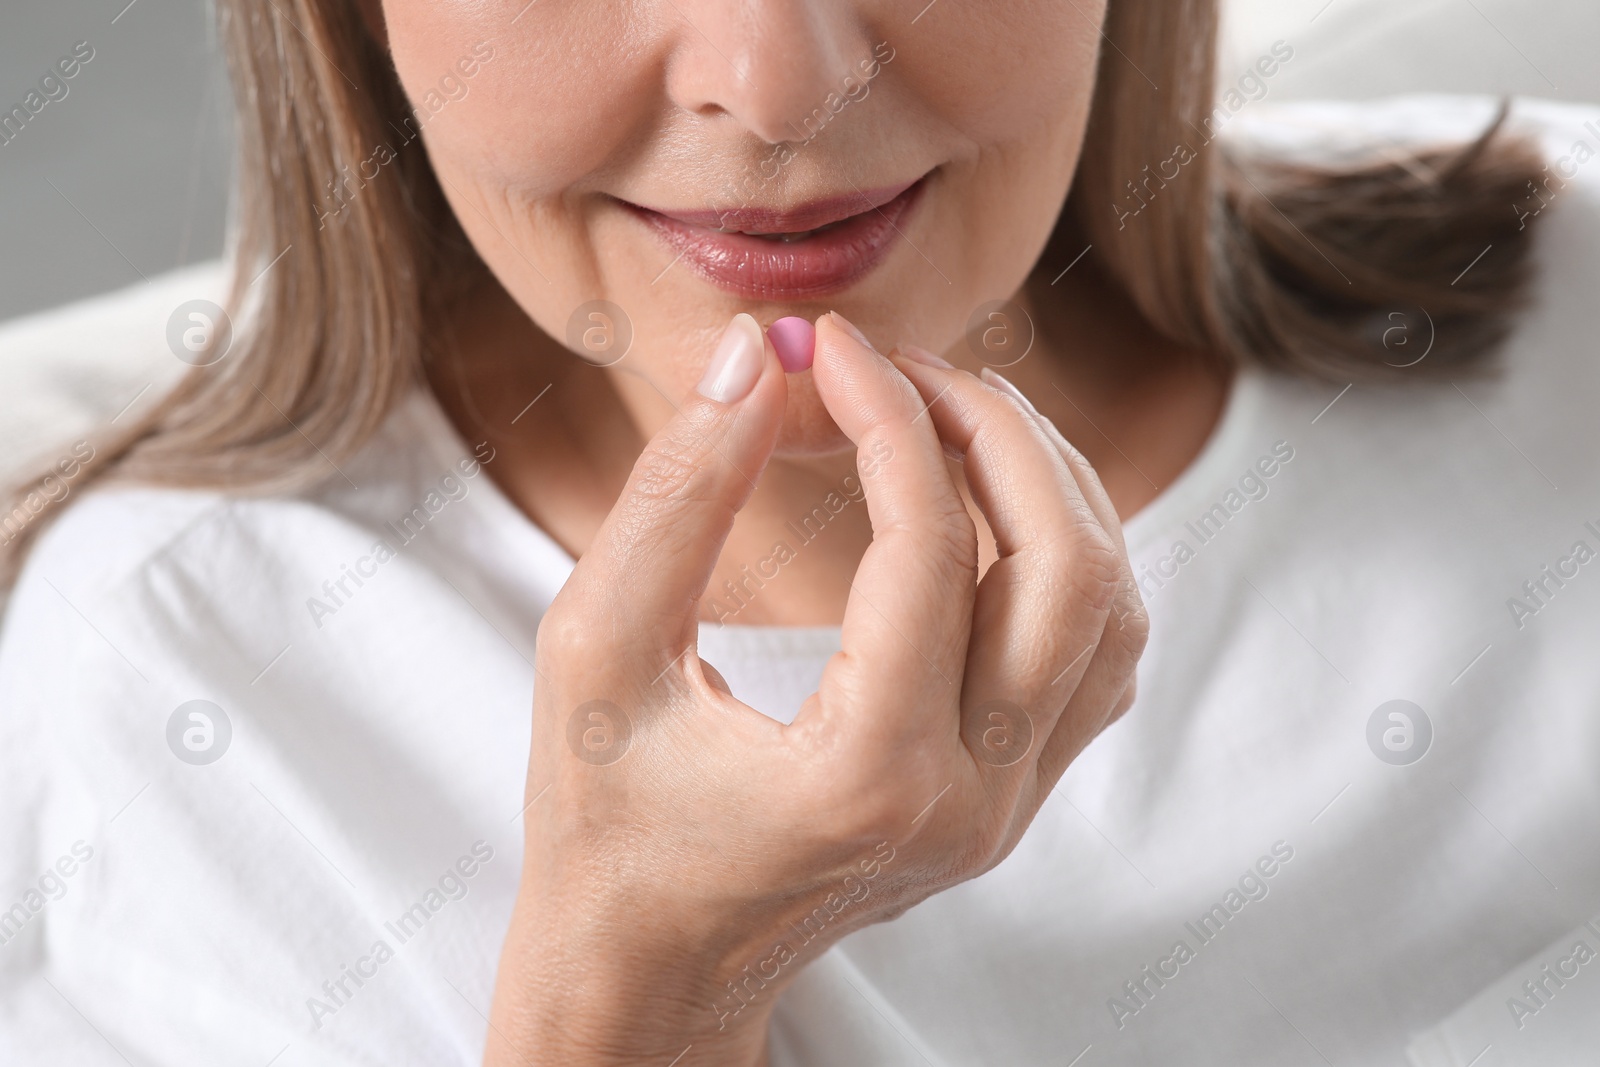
3, 0, 1597, 1063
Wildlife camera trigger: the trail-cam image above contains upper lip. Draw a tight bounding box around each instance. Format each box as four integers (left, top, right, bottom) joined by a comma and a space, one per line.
627, 178, 922, 235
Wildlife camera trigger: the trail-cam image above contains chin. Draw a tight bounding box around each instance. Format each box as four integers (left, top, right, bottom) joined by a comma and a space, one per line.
772, 373, 855, 458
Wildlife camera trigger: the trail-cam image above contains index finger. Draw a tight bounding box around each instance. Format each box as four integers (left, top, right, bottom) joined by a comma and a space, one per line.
555, 314, 786, 665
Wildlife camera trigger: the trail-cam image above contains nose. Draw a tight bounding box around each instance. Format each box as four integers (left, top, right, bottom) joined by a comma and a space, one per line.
662, 1, 872, 144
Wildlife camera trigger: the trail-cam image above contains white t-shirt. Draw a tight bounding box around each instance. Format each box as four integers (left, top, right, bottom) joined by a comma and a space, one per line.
2, 97, 1598, 1067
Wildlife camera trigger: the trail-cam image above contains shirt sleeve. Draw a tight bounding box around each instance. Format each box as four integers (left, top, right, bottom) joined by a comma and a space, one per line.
0, 555, 126, 1064
0, 495, 476, 1067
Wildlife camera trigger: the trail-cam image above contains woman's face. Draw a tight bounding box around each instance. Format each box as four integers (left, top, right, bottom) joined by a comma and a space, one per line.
379, 0, 1105, 454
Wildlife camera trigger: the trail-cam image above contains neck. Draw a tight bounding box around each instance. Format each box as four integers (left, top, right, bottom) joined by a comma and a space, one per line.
427, 269, 1229, 627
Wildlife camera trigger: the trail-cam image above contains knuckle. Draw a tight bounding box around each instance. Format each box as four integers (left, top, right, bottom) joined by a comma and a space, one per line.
929, 510, 981, 577
1112, 588, 1151, 658
960, 814, 1013, 874
536, 599, 590, 665
1038, 525, 1120, 614
882, 506, 980, 583
629, 435, 714, 507
943, 839, 997, 883
1072, 528, 1122, 594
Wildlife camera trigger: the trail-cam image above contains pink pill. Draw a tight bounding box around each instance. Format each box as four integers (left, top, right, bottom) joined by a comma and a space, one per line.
767, 316, 816, 373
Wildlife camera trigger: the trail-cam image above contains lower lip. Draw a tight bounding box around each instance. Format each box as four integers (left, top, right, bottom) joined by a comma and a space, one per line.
629, 181, 925, 301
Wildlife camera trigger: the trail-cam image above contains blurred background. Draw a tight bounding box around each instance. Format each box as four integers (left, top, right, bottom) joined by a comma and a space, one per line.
1, 0, 231, 324
2, 0, 1596, 324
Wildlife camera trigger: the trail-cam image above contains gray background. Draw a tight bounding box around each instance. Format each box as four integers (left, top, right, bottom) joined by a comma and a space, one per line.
1, 0, 1596, 323
1, 0, 231, 323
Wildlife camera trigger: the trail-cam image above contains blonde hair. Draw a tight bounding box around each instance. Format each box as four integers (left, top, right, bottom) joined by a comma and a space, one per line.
1, 0, 1543, 578
1045, 0, 1539, 378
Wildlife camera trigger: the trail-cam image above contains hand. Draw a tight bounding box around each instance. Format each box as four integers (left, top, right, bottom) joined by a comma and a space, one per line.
483, 312, 1147, 1066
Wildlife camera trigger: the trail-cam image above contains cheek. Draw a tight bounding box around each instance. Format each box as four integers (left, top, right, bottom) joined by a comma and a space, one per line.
383, 1, 647, 196
382, 2, 661, 357
904, 0, 1102, 143
886, 0, 1102, 341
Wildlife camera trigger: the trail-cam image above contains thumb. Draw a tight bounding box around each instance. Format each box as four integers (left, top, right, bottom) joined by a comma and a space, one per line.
565, 313, 785, 658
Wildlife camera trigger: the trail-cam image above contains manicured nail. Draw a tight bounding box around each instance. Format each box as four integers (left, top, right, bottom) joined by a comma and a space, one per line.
894, 344, 954, 370
826, 311, 876, 353
980, 367, 1039, 415
768, 316, 816, 373
697, 313, 765, 403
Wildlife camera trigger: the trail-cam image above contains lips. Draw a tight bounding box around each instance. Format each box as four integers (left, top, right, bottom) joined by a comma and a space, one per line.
624, 178, 925, 300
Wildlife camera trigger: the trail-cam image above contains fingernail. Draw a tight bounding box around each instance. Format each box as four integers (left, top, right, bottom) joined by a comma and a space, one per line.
768, 316, 816, 373
894, 344, 954, 370
980, 367, 1039, 415
825, 311, 876, 353
697, 313, 765, 403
